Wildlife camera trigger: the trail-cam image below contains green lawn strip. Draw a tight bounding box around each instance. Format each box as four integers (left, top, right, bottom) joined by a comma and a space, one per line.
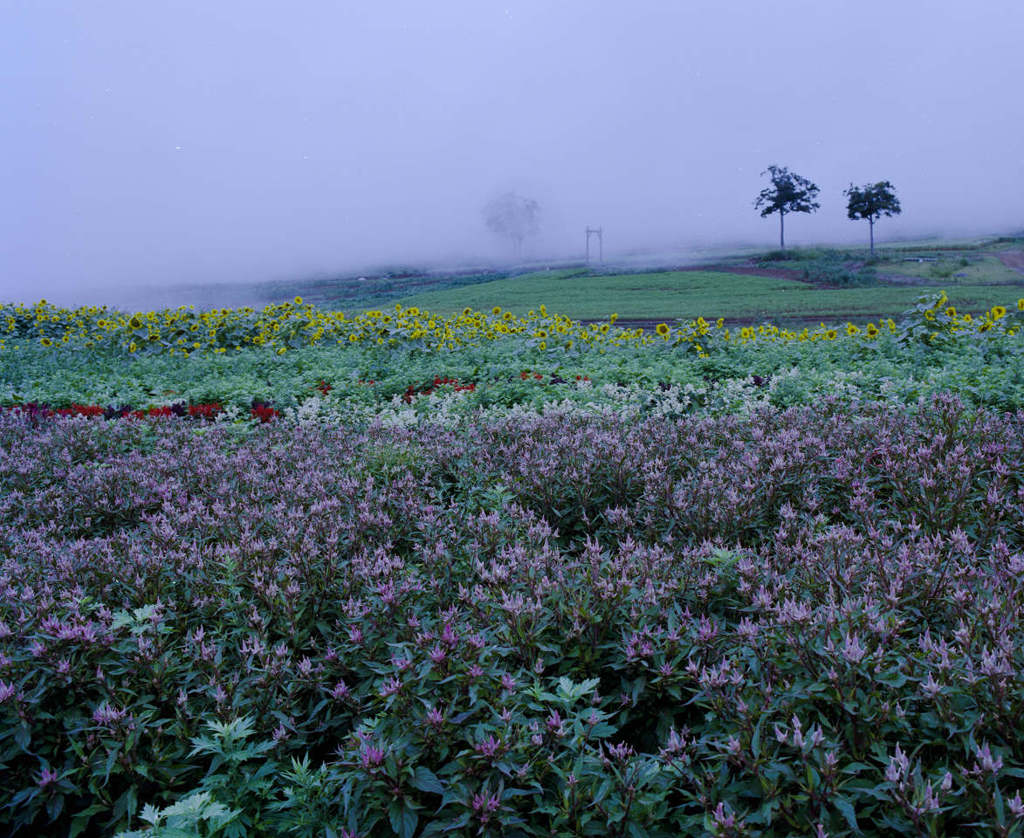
398, 269, 1021, 323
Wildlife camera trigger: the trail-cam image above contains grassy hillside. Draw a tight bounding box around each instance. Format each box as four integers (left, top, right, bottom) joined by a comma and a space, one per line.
397, 268, 1023, 324
136, 235, 1023, 325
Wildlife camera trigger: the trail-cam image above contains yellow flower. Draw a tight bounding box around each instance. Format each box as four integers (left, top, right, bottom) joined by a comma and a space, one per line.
991, 305, 1006, 320
655, 323, 670, 338
1017, 298, 1024, 311
128, 341, 138, 352
609, 312, 618, 324
866, 323, 879, 337
40, 337, 53, 347
716, 318, 724, 328
294, 296, 303, 305
924, 310, 935, 321
945, 306, 956, 317
825, 329, 837, 340
846, 323, 860, 336
492, 306, 502, 316
537, 340, 547, 350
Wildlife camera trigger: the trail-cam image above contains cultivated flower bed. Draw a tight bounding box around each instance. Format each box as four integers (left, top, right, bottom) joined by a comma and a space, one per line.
4, 292, 1024, 424
2, 396, 1023, 836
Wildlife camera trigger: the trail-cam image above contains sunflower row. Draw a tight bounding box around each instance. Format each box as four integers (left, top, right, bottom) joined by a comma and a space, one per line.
1, 293, 1021, 357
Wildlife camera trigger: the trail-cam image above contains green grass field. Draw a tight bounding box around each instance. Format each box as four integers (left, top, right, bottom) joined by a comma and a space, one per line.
196, 235, 1024, 326
875, 254, 1024, 285
397, 268, 1023, 324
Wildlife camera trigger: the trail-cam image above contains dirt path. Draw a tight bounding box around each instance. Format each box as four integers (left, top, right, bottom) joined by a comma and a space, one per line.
996, 250, 1024, 274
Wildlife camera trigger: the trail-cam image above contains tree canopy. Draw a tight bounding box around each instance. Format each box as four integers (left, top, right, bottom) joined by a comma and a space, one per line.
844, 181, 901, 254
754, 165, 820, 251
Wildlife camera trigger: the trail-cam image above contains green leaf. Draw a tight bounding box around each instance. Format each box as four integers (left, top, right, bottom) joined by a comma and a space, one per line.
834, 795, 859, 831
388, 799, 418, 838
410, 766, 444, 795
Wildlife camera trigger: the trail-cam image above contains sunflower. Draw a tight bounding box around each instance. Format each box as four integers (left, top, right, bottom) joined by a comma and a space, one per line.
492, 306, 502, 316
655, 323, 670, 338
825, 329, 837, 340
293, 296, 303, 305
866, 323, 879, 338
40, 337, 53, 347
991, 305, 1007, 320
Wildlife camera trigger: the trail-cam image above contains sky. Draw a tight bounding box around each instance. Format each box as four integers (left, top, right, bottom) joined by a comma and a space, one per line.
1, 0, 1022, 305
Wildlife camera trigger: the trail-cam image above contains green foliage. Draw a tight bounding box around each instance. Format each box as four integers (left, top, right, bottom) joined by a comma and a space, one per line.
755, 165, 822, 219
2, 300, 1024, 418
844, 181, 901, 223
754, 165, 821, 250
2, 296, 1024, 834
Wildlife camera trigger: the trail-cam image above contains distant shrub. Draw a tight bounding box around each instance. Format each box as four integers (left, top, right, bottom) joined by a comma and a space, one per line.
929, 259, 958, 279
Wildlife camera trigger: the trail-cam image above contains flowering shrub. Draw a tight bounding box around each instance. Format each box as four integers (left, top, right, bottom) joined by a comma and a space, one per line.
3, 311, 1024, 421
1, 395, 1023, 835
3, 293, 1023, 357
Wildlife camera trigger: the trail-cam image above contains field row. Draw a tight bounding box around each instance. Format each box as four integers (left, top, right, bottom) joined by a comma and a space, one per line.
1, 293, 1024, 422
2, 291, 1022, 357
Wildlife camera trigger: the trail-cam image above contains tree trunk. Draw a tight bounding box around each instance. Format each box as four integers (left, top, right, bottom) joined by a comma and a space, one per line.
779, 210, 785, 251
869, 217, 875, 255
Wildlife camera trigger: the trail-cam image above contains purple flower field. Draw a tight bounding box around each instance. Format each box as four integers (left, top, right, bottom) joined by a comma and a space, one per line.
1, 394, 1023, 836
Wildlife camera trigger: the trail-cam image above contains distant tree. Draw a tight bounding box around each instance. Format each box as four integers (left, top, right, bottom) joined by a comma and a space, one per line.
844, 181, 901, 255
754, 165, 821, 251
483, 192, 540, 259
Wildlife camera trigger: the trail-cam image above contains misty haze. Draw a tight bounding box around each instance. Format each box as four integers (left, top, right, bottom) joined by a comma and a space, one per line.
3, 0, 1023, 307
